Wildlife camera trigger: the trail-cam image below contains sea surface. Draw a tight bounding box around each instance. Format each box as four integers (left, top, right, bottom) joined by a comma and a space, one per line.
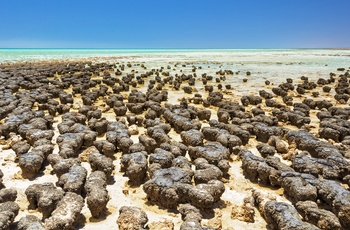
1, 48, 350, 65
1, 49, 349, 93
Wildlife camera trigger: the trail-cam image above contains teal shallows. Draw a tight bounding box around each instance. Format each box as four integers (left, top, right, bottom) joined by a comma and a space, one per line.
0, 49, 350, 68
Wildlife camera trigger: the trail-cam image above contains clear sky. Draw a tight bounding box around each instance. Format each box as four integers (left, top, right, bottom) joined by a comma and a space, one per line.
1, 0, 349, 48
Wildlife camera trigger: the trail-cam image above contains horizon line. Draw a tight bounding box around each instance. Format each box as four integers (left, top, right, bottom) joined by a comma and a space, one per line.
1, 47, 350, 50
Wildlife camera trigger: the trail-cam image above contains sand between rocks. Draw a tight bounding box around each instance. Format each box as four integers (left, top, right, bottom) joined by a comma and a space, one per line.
0, 58, 349, 229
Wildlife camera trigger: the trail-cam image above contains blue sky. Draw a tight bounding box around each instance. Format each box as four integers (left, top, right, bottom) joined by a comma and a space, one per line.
1, 0, 349, 48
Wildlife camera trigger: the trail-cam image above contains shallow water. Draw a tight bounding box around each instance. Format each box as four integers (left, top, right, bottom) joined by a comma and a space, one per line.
1, 48, 350, 65
1, 48, 349, 94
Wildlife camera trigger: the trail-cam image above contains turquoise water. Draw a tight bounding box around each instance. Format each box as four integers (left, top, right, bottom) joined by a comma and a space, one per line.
2, 48, 349, 63
0, 48, 250, 62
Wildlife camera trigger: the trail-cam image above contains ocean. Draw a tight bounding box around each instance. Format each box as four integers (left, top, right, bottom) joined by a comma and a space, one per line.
1, 48, 350, 65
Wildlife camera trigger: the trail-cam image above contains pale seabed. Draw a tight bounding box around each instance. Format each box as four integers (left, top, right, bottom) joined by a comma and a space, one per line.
1, 48, 350, 95
1, 48, 349, 70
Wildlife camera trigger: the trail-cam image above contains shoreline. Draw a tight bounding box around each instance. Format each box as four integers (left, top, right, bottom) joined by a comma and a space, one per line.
1, 48, 350, 64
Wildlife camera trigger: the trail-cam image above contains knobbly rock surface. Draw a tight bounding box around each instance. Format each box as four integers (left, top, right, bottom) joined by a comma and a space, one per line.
44, 192, 84, 230
0, 201, 20, 230
18, 215, 45, 230
295, 201, 341, 230
253, 190, 318, 230
25, 183, 65, 219
121, 151, 148, 185
85, 171, 109, 218
116, 206, 148, 230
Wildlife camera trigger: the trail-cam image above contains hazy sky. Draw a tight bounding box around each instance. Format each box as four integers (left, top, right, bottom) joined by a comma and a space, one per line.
1, 0, 349, 48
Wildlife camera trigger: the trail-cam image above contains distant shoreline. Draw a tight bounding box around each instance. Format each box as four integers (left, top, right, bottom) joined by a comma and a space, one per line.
1, 48, 349, 50
1, 48, 350, 64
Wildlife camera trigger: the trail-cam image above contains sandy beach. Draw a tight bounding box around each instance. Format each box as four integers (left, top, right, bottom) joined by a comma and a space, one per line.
0, 51, 350, 229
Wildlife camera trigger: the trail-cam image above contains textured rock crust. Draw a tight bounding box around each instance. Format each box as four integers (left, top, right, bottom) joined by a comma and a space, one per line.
45, 192, 84, 230
117, 206, 148, 230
